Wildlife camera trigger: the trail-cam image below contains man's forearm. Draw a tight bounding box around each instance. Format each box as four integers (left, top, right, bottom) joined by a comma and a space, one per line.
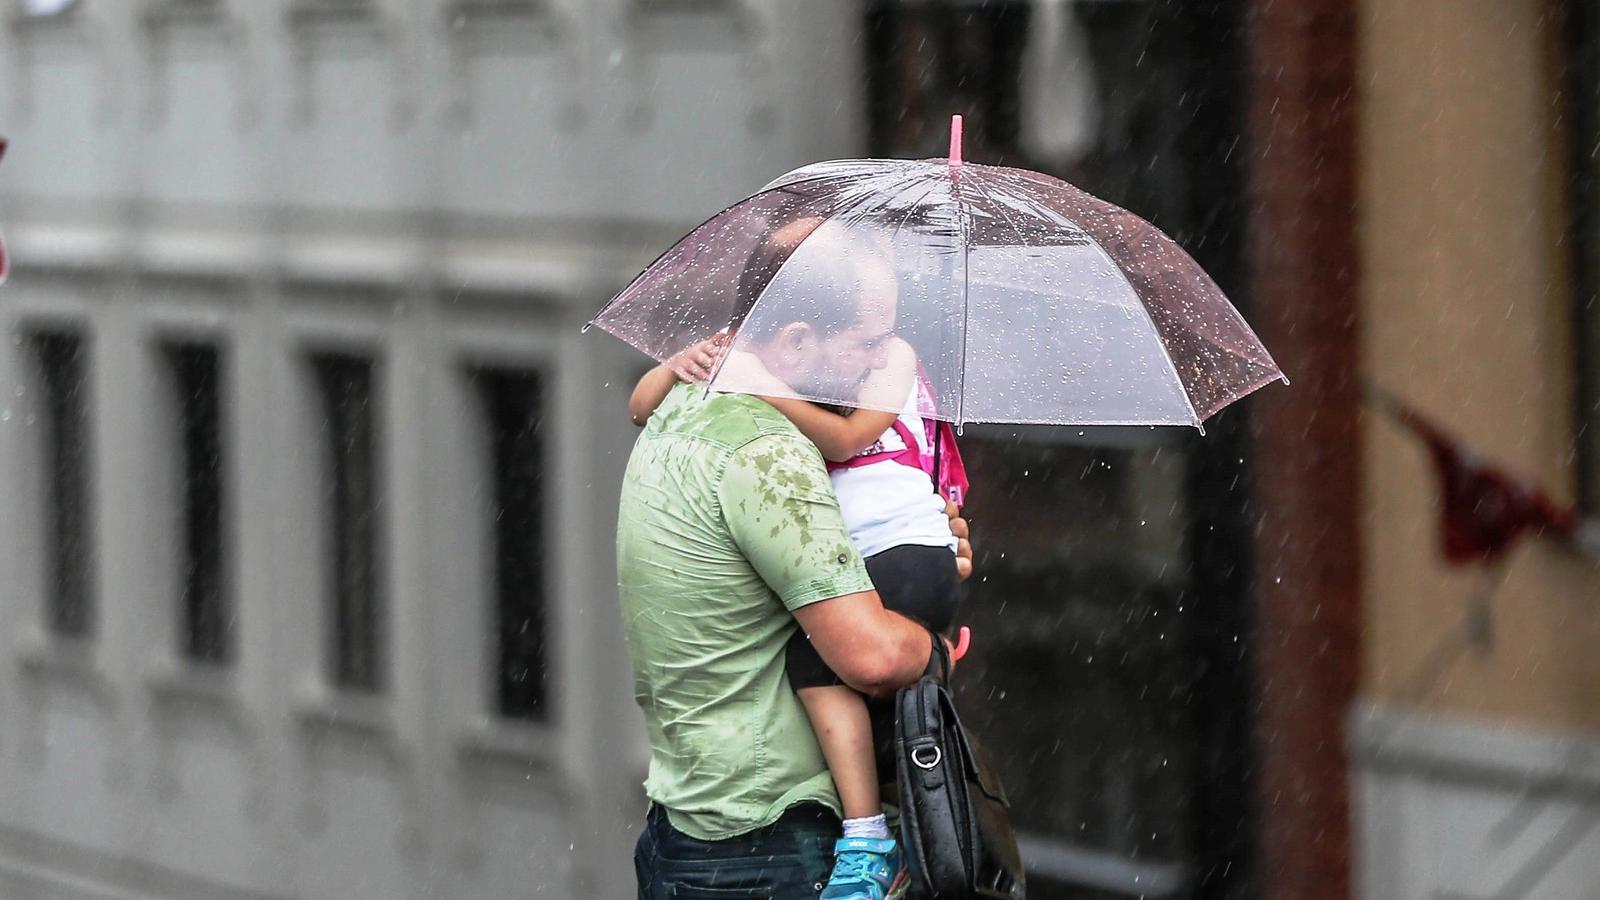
793, 591, 936, 697
849, 609, 934, 698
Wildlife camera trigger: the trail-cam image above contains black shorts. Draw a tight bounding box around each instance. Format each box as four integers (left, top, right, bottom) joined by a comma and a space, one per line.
784, 543, 959, 691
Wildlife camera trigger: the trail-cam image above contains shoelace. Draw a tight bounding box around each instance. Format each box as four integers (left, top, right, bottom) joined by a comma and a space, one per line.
830, 852, 889, 889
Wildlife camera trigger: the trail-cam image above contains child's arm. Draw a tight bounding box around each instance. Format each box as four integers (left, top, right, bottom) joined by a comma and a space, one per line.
627, 336, 726, 427
762, 399, 895, 463
763, 338, 918, 463
628, 365, 680, 427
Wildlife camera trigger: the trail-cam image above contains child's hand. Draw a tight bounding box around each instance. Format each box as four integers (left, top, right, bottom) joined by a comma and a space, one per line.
665, 334, 728, 384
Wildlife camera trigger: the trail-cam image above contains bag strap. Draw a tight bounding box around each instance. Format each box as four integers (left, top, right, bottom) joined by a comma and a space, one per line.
921, 629, 952, 684
934, 420, 970, 507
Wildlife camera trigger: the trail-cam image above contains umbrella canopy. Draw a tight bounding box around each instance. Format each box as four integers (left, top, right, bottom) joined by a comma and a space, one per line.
589, 117, 1284, 430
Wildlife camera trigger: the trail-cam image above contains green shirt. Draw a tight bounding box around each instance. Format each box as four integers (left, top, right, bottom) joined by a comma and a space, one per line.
617, 382, 875, 840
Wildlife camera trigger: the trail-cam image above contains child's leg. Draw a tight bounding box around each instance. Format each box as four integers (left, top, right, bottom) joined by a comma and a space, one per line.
786, 630, 884, 824
795, 684, 881, 821
862, 544, 960, 635
858, 544, 961, 803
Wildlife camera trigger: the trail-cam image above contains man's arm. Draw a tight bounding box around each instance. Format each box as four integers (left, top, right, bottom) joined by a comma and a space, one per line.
801, 497, 974, 694
791, 593, 934, 697
720, 432, 937, 695
719, 432, 966, 695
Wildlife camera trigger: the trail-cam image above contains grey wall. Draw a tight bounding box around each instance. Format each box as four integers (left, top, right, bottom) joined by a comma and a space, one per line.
0, 2, 866, 898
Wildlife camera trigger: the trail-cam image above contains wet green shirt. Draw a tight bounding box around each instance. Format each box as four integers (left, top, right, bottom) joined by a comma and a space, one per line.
617, 382, 875, 840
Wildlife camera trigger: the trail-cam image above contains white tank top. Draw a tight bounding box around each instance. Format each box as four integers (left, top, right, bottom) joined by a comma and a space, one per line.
828, 389, 958, 559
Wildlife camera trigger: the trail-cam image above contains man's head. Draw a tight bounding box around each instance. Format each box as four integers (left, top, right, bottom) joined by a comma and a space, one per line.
735, 220, 899, 403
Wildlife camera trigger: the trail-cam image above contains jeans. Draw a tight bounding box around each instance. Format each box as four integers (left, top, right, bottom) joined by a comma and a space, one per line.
634, 803, 840, 899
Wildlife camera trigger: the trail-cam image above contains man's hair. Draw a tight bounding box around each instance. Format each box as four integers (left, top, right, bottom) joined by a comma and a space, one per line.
732, 219, 891, 343
732, 235, 802, 331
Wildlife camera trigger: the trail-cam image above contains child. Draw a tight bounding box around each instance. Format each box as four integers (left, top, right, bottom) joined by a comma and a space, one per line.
630, 332, 967, 900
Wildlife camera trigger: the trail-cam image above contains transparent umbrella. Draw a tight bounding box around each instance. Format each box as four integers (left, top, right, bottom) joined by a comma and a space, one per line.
587, 117, 1285, 431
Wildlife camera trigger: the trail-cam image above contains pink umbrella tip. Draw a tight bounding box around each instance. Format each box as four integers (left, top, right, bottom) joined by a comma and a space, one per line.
948, 115, 962, 168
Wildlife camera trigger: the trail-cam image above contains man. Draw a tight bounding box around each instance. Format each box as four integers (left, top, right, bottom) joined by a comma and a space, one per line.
619, 223, 970, 899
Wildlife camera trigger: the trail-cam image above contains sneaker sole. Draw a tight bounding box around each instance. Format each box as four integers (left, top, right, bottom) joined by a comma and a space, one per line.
885, 868, 911, 900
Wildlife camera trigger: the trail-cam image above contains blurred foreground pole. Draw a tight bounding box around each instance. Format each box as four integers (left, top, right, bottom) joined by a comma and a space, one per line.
1244, 1, 1362, 899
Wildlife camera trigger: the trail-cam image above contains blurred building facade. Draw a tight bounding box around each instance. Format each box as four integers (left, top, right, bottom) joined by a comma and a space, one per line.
0, 2, 861, 899
3, 1, 1600, 900
1349, 2, 1600, 898
1242, 0, 1600, 897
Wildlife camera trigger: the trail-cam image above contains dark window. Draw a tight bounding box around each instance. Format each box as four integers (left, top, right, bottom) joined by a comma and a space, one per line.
473, 367, 547, 721
310, 353, 383, 693
1566, 0, 1600, 514
28, 331, 93, 638
165, 342, 230, 664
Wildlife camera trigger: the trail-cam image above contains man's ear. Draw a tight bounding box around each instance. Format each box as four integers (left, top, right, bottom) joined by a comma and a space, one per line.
751, 322, 816, 385
777, 321, 815, 357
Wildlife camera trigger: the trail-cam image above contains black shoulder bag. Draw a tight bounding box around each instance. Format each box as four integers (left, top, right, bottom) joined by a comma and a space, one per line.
894, 635, 1026, 899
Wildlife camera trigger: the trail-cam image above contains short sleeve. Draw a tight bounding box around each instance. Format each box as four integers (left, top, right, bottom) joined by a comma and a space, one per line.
719, 433, 875, 611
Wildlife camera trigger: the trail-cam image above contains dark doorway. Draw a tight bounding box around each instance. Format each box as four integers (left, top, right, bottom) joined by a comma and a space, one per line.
864, 3, 1257, 897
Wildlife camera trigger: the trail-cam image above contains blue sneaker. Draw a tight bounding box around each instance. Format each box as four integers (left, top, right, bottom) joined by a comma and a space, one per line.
820, 837, 910, 900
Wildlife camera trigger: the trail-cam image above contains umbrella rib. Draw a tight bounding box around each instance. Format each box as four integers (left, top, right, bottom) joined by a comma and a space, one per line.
586, 192, 804, 330
587, 169, 886, 330
957, 172, 1072, 426
962, 171, 1033, 250
887, 180, 949, 247
986, 168, 1086, 232
1092, 225, 1206, 430
818, 166, 942, 244
954, 174, 970, 430
983, 168, 1209, 428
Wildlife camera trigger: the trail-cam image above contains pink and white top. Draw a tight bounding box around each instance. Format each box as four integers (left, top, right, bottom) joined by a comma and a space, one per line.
825, 373, 969, 559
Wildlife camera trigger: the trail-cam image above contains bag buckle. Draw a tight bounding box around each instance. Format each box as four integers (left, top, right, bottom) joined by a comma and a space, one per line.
911, 745, 942, 770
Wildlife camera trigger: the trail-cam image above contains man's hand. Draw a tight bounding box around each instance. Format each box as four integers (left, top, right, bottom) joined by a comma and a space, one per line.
946, 499, 973, 581
944, 501, 972, 676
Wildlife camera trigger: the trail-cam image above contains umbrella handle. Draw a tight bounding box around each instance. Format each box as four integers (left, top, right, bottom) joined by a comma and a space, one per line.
948, 115, 963, 169
951, 626, 971, 662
